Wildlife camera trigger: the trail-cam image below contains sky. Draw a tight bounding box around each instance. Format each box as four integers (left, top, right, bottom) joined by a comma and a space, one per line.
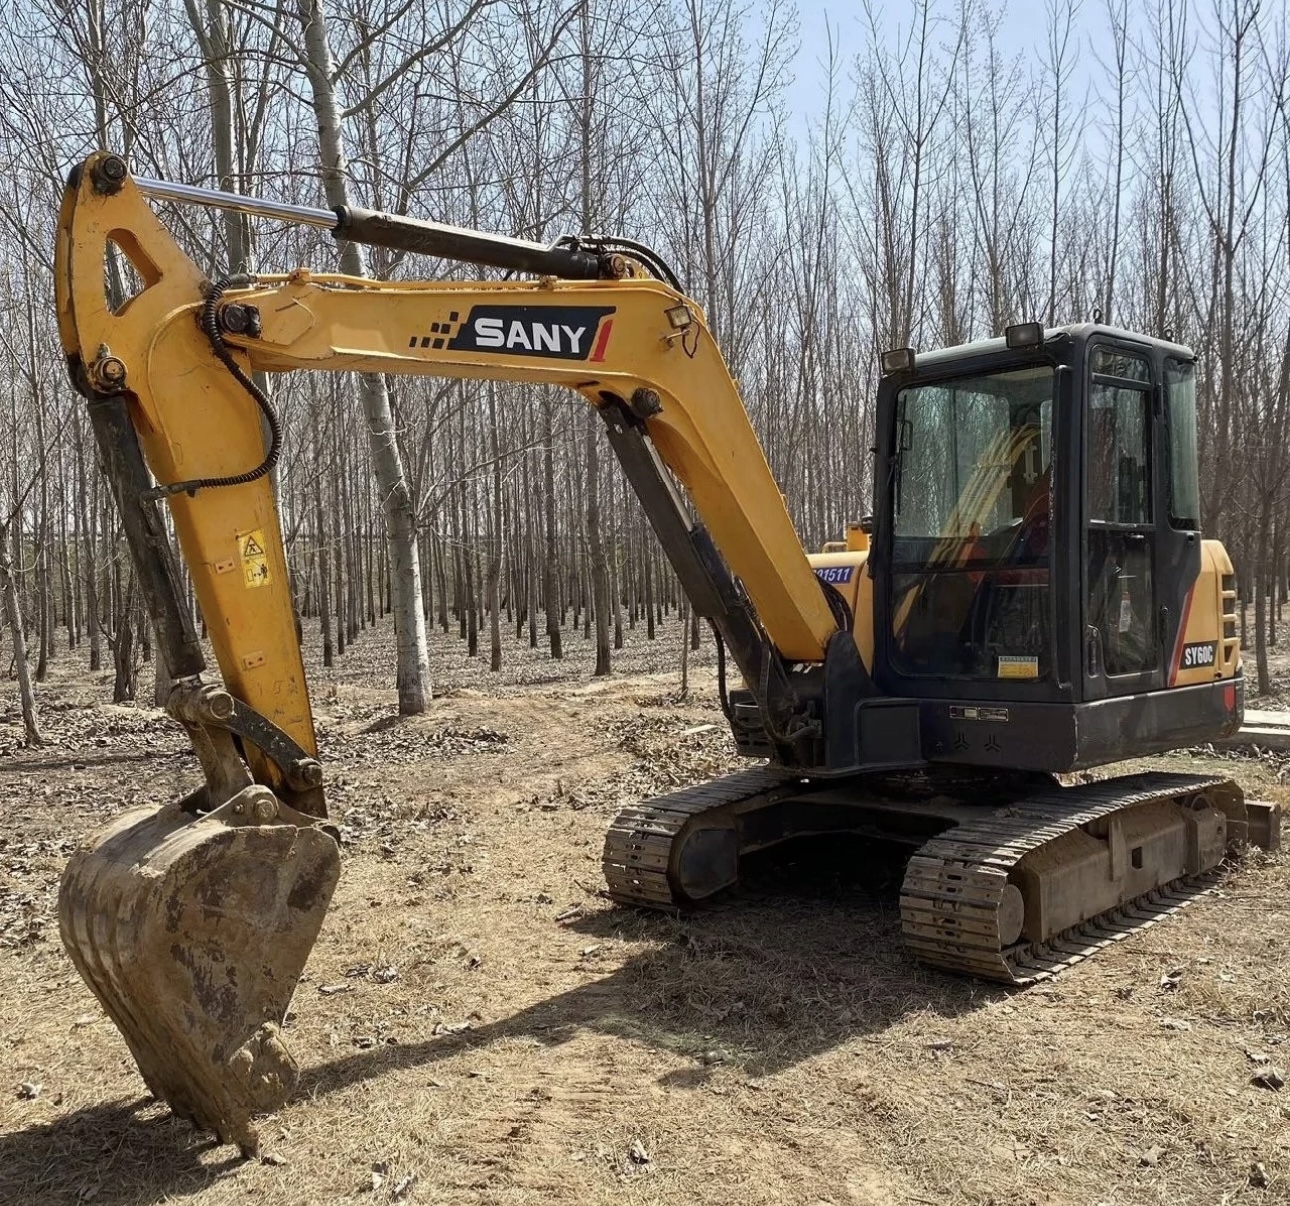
781, 0, 1144, 130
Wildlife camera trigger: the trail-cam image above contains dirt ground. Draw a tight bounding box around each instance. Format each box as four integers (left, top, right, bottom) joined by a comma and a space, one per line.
1, 619, 1288, 1206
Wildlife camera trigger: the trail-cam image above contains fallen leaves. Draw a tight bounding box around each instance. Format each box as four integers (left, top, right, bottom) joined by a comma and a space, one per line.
333, 716, 510, 769
1, 837, 80, 950
533, 713, 744, 813
1251, 1068, 1285, 1091
343, 963, 400, 984
368, 1158, 418, 1197
431, 1020, 472, 1036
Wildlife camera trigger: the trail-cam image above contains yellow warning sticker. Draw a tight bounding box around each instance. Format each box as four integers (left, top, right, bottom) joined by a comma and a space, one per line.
239, 529, 272, 589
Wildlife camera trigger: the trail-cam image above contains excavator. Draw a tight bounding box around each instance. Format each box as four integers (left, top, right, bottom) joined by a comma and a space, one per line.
54, 152, 1280, 1153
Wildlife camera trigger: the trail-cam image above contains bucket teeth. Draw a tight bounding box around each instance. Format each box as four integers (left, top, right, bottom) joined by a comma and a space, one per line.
59, 802, 340, 1153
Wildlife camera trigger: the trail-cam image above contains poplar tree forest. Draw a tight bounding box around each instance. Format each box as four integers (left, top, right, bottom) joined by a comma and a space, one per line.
0, 0, 1288, 740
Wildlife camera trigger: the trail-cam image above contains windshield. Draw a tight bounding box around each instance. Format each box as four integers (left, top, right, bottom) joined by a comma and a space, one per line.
894, 365, 1054, 558
890, 364, 1056, 681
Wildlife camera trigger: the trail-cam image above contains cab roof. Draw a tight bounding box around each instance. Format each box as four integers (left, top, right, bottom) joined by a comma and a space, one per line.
910, 323, 1195, 371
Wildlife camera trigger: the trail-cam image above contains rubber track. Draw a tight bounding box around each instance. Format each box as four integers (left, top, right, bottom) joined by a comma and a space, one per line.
899, 771, 1235, 984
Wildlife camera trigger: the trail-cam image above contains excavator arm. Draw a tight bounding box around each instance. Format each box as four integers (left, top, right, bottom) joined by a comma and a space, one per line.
53, 152, 851, 1150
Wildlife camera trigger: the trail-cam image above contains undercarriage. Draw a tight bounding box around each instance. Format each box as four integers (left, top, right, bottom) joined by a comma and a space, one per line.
603, 767, 1282, 984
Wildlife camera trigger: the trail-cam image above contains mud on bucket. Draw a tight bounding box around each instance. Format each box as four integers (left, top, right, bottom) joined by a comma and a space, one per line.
58, 788, 340, 1155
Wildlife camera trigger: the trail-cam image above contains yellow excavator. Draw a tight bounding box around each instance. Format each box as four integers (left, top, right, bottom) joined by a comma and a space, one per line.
55, 152, 1279, 1153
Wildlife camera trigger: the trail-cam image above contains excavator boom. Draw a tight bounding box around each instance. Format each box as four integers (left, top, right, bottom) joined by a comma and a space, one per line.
54, 153, 847, 1149
59, 156, 846, 700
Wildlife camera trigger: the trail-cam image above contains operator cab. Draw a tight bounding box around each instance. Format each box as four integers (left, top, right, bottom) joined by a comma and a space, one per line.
867, 323, 1241, 772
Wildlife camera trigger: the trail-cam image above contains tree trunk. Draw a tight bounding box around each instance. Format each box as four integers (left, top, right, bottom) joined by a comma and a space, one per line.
1255, 494, 1273, 695
110, 563, 136, 704
76, 418, 102, 672
0, 526, 42, 745
542, 404, 562, 658
332, 432, 346, 657
299, 0, 428, 712
678, 599, 690, 699
316, 420, 334, 668
585, 415, 611, 676
486, 385, 504, 671
33, 395, 50, 682
644, 547, 655, 640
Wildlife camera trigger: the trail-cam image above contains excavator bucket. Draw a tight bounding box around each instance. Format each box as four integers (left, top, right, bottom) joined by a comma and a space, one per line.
59, 791, 340, 1154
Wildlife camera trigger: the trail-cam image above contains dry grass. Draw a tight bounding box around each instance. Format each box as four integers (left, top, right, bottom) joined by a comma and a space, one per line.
2, 618, 1288, 1205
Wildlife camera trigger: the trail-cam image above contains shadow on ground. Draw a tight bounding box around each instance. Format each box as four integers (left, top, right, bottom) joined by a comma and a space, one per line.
306, 834, 1004, 1096
0, 1097, 242, 1206
0, 836, 1003, 1202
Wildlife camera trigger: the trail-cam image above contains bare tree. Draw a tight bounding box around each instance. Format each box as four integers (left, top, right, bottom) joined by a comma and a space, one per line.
294, 0, 430, 711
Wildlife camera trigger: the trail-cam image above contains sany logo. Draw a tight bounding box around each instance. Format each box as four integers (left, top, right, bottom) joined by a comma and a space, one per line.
410, 305, 616, 362
472, 316, 593, 355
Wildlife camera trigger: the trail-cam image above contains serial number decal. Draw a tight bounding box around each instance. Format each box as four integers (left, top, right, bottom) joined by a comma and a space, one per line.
949, 705, 1010, 723
814, 565, 855, 585
1181, 641, 1217, 669
408, 305, 617, 361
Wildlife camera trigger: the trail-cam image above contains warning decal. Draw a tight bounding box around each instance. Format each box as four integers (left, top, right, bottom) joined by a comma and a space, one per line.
239, 529, 272, 588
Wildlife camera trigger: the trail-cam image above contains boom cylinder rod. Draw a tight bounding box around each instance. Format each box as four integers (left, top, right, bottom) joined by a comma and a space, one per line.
133, 176, 336, 227
131, 174, 602, 279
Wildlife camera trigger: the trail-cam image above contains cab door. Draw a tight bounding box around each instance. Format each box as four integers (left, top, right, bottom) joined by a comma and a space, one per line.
1082, 342, 1163, 700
